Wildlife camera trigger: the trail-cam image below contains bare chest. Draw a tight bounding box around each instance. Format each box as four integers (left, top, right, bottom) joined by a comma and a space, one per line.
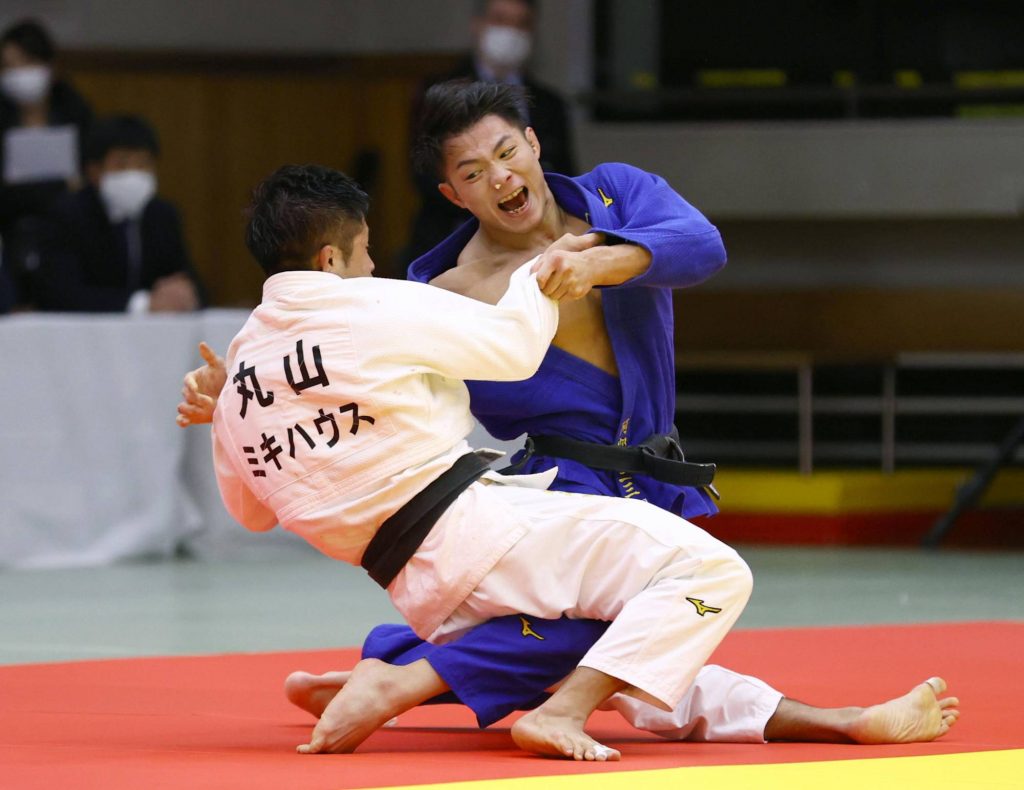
436, 258, 617, 376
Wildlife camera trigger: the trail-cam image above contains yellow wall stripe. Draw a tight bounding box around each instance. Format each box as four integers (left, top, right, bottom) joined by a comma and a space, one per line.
697, 69, 787, 88
956, 70, 1024, 89
712, 468, 1024, 514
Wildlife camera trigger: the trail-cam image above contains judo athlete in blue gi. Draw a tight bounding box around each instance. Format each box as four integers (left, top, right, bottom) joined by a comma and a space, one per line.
178, 81, 959, 757
280, 81, 958, 754
349, 90, 742, 730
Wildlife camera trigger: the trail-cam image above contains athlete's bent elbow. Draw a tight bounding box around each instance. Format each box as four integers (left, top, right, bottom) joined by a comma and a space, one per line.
703, 232, 728, 277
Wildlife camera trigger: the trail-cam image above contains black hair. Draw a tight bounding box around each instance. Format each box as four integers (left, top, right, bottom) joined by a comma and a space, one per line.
244, 164, 369, 276
412, 79, 529, 180
85, 114, 160, 163
0, 19, 56, 63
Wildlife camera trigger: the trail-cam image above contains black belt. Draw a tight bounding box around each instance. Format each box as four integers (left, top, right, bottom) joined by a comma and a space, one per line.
502, 426, 718, 493
361, 450, 498, 589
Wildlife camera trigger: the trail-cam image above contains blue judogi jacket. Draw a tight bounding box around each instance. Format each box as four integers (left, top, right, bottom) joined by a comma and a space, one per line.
362, 163, 728, 729
408, 162, 726, 518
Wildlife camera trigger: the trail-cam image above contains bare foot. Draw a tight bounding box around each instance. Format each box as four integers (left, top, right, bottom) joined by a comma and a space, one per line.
848, 677, 960, 744
284, 670, 350, 718
512, 709, 621, 761
296, 658, 448, 755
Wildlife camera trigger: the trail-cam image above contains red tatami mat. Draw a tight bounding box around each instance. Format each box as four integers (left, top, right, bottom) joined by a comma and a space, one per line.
1, 622, 1020, 789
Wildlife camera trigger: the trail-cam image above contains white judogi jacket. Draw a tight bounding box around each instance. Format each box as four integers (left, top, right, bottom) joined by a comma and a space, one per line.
212, 261, 558, 636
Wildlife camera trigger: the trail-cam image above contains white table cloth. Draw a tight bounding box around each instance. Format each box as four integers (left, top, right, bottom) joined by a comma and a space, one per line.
0, 310, 520, 569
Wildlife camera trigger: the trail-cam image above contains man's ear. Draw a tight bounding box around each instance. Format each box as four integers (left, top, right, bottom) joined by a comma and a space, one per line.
438, 181, 464, 209
85, 161, 102, 187
315, 244, 338, 273
525, 127, 541, 159
470, 16, 484, 43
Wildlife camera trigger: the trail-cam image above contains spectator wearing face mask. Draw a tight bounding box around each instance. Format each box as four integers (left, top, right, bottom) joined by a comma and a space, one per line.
400, 0, 576, 267
0, 18, 93, 311
37, 114, 203, 313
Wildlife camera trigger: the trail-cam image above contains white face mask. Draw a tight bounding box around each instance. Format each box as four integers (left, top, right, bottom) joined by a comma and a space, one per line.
479, 25, 532, 71
0, 65, 52, 105
99, 169, 157, 222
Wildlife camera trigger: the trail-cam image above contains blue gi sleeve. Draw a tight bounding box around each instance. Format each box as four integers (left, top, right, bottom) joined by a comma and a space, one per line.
586, 163, 727, 290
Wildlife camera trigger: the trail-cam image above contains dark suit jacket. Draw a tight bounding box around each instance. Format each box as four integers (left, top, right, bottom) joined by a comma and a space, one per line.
402, 59, 578, 268
37, 185, 202, 312
0, 80, 93, 226
0, 79, 93, 307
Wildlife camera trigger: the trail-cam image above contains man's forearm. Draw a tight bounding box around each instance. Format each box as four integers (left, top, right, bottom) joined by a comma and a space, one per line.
585, 239, 653, 287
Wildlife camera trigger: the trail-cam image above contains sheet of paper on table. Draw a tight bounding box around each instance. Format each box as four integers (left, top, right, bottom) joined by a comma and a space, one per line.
3, 125, 79, 184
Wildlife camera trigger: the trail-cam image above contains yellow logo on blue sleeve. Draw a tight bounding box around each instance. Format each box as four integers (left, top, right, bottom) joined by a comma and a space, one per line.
597, 187, 614, 207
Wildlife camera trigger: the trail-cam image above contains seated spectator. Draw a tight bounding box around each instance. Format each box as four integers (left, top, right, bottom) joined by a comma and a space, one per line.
37, 114, 202, 313
0, 18, 92, 310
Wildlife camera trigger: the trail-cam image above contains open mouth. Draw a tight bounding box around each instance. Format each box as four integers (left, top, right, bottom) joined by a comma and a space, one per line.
498, 186, 529, 215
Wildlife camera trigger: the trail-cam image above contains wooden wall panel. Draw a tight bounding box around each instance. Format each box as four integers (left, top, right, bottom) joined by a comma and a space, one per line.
674, 289, 1024, 359
66, 53, 456, 305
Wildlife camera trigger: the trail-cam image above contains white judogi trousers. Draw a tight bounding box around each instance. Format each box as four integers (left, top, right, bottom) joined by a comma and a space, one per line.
431, 481, 753, 712
605, 664, 784, 742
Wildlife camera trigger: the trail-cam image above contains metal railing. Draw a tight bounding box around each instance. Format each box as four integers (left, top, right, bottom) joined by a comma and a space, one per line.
675, 352, 1024, 473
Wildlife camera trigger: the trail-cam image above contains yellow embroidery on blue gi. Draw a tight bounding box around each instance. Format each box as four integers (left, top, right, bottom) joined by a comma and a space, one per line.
597, 187, 614, 207
619, 472, 642, 498
686, 597, 723, 617
520, 616, 545, 640
616, 418, 642, 497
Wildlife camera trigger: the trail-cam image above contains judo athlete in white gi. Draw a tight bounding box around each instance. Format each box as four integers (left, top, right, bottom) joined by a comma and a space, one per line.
213, 163, 756, 760
183, 130, 962, 755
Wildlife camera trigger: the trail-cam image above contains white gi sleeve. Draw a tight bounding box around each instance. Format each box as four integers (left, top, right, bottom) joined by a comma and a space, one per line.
392, 259, 558, 382
211, 422, 277, 532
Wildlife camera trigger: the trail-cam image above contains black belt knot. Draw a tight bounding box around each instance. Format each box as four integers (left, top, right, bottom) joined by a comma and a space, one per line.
501, 426, 717, 494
